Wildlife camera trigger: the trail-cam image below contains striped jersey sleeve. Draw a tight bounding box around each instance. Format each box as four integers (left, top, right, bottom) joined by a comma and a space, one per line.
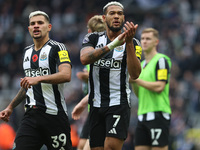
49, 40, 72, 66
23, 39, 71, 115
155, 57, 170, 83
81, 31, 141, 108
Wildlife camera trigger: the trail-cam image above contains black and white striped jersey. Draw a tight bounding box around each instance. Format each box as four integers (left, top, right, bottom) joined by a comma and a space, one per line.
82, 31, 142, 108
23, 39, 72, 115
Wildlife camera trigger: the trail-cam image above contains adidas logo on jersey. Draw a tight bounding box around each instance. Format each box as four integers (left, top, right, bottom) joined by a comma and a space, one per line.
96, 43, 104, 48
108, 128, 117, 134
24, 57, 29, 62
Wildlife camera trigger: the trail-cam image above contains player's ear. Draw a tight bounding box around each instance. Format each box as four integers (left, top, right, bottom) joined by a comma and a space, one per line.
122, 15, 125, 23
102, 15, 106, 22
88, 28, 92, 33
155, 39, 159, 47
48, 24, 52, 31
28, 26, 31, 32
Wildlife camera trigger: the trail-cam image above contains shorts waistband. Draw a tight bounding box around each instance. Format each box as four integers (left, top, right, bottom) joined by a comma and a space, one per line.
25, 105, 38, 111
138, 112, 170, 122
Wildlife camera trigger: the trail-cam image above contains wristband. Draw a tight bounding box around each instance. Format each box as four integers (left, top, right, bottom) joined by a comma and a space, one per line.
107, 36, 124, 50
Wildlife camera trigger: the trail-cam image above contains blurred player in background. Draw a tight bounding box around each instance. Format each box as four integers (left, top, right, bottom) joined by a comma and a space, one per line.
0, 10, 72, 150
80, 1, 142, 150
76, 15, 106, 98
130, 28, 171, 150
72, 15, 106, 150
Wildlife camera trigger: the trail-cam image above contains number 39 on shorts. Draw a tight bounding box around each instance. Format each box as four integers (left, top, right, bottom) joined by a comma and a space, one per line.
51, 133, 67, 149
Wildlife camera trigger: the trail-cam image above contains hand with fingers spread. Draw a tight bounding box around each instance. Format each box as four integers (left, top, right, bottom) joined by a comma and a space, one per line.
123, 21, 138, 43
117, 32, 126, 44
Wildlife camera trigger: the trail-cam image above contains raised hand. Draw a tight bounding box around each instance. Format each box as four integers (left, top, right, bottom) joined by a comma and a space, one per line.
123, 21, 138, 42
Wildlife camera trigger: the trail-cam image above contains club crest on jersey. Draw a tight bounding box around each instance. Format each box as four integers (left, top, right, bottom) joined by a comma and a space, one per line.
114, 46, 123, 52
40, 52, 47, 61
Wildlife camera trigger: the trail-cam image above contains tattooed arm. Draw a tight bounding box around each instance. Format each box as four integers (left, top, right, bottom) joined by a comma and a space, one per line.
20, 63, 72, 89
80, 32, 126, 65
0, 87, 26, 122
80, 46, 110, 65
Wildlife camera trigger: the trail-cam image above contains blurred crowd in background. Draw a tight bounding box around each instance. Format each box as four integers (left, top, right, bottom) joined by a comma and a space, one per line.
0, 0, 200, 149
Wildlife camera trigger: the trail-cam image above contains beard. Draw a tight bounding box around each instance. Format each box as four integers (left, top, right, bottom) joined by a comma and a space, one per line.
107, 21, 124, 32
33, 35, 42, 39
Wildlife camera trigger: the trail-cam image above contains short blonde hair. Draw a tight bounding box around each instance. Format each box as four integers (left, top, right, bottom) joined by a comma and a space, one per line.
87, 15, 105, 32
142, 28, 159, 39
29, 10, 50, 23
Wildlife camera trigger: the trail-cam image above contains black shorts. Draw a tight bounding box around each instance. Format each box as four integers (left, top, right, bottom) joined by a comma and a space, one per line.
80, 116, 89, 139
13, 108, 72, 150
89, 105, 130, 148
135, 112, 170, 147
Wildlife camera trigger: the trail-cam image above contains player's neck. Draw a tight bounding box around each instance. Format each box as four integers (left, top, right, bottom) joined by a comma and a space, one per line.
144, 49, 157, 63
106, 29, 121, 41
34, 36, 49, 51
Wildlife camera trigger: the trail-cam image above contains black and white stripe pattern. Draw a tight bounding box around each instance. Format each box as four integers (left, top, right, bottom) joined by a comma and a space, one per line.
155, 57, 170, 82
158, 57, 166, 69
82, 31, 140, 108
23, 39, 71, 115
